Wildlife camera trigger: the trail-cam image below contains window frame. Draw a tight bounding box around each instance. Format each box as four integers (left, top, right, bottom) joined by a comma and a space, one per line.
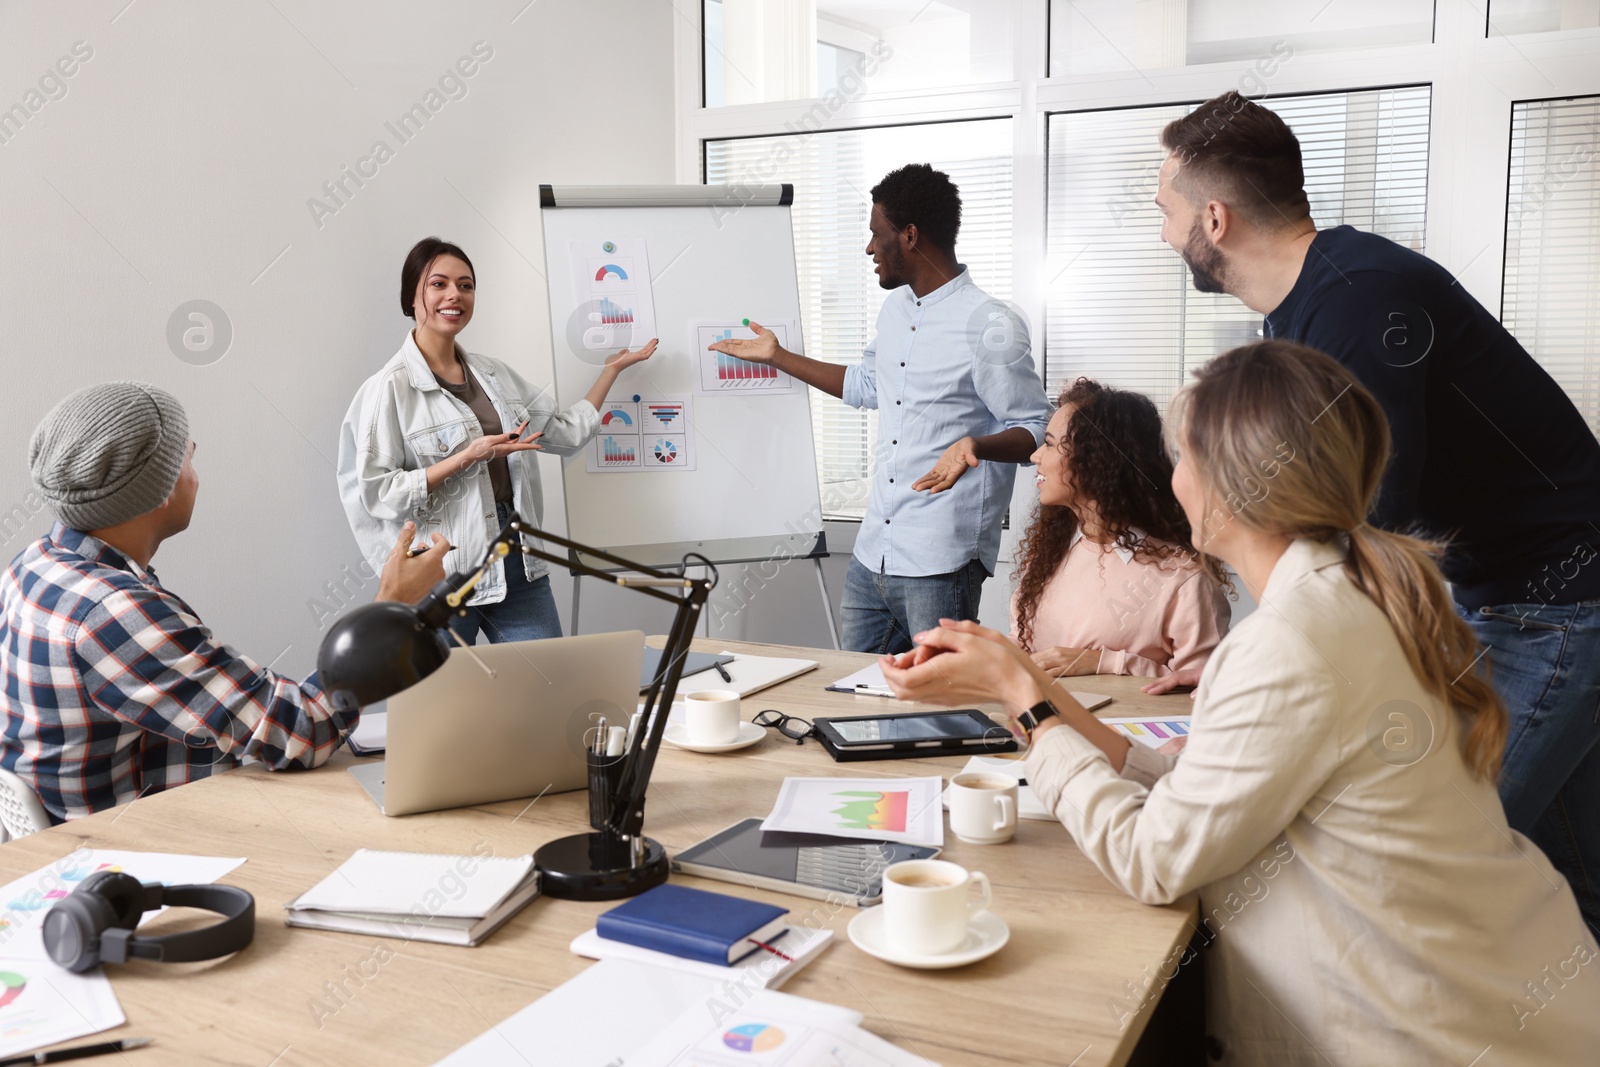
674, 0, 1600, 531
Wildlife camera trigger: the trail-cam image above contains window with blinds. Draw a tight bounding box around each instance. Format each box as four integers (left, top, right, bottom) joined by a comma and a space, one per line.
1045, 86, 1431, 406
1504, 96, 1600, 432
706, 119, 1014, 520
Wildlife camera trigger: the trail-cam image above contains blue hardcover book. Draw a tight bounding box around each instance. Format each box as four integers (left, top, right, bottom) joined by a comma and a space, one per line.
596, 884, 789, 966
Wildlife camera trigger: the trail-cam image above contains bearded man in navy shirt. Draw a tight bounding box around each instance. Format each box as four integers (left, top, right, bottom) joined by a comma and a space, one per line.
1152, 90, 1600, 928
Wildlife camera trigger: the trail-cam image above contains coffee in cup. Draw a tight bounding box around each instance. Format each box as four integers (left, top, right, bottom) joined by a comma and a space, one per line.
948, 772, 1019, 845
683, 690, 741, 745
881, 859, 991, 955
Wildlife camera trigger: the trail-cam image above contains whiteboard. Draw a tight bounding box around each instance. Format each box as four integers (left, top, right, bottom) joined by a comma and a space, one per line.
539, 186, 823, 563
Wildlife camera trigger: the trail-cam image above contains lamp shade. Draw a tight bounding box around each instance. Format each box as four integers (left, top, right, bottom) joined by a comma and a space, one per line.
316, 601, 451, 710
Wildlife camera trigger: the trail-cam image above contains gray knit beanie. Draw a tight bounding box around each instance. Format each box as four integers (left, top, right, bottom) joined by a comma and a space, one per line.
29, 382, 191, 531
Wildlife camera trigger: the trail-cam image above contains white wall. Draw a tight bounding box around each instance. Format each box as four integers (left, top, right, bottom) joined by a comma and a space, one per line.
0, 0, 678, 677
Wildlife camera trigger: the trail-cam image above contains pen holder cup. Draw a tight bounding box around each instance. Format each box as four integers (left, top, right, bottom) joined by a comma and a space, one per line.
586, 751, 626, 830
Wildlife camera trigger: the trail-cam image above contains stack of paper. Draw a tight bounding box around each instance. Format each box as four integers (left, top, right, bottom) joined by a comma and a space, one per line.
435, 958, 939, 1066
629, 986, 941, 1066
0, 849, 247, 1060
678, 651, 820, 698
285, 849, 539, 946
348, 708, 387, 755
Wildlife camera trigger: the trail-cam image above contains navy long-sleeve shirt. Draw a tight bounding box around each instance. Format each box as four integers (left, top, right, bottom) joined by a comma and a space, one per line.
1264, 226, 1600, 610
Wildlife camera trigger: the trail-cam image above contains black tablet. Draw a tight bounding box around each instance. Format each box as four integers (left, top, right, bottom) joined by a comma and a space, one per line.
670, 818, 941, 905
812, 709, 1017, 762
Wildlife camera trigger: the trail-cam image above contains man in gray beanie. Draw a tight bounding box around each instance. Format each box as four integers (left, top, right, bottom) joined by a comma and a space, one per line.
0, 382, 448, 822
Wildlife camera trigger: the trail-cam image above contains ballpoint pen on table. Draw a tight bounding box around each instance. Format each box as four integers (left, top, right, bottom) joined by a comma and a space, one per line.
714, 661, 733, 683
0, 1037, 152, 1066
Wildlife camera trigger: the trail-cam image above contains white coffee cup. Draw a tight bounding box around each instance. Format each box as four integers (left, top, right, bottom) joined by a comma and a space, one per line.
881, 859, 992, 955
948, 772, 1019, 845
683, 690, 741, 745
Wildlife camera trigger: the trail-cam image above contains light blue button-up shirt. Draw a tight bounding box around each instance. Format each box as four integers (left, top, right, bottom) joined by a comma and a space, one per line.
842, 269, 1050, 577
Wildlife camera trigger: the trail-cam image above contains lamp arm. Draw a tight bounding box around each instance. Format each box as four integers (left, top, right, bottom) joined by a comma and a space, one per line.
609, 574, 712, 838
434, 514, 718, 845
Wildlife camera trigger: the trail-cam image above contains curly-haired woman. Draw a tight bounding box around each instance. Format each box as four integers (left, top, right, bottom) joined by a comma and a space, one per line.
1013, 379, 1230, 693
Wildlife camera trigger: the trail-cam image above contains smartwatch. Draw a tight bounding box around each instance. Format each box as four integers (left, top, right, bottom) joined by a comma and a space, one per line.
1016, 699, 1059, 740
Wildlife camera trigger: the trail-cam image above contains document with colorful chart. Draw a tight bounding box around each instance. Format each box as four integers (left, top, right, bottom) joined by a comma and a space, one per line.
0, 849, 247, 961
0, 960, 123, 1060
1100, 715, 1193, 750
630, 987, 938, 1067
567, 237, 658, 352
692, 321, 798, 395
761, 776, 944, 848
587, 394, 696, 473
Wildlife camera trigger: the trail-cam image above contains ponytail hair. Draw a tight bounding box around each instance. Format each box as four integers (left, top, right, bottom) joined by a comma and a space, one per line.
1171, 341, 1507, 780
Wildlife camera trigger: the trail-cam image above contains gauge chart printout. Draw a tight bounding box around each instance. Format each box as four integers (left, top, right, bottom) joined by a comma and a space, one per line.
588, 395, 696, 473
693, 322, 798, 395
568, 238, 659, 353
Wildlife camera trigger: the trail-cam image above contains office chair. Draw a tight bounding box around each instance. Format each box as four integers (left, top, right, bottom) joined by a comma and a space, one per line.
0, 767, 51, 842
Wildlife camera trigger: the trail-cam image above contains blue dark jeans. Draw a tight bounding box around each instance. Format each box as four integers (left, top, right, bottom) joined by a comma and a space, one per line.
841, 556, 987, 655
1465, 599, 1600, 929
448, 503, 564, 645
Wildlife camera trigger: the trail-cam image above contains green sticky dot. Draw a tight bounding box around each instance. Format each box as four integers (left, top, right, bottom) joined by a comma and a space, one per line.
742, 318, 750, 326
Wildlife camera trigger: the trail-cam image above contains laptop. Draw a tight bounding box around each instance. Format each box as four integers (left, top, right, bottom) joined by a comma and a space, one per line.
349, 630, 644, 817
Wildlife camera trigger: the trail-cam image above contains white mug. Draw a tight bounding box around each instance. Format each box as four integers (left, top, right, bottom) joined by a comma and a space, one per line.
948, 772, 1019, 845
881, 859, 992, 955
683, 690, 741, 745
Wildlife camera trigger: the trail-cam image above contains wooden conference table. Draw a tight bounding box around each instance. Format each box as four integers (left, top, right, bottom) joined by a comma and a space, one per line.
0, 640, 1199, 1067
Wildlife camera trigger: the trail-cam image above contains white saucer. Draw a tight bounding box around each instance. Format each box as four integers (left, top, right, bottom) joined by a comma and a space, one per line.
663, 720, 766, 753
847, 907, 1009, 970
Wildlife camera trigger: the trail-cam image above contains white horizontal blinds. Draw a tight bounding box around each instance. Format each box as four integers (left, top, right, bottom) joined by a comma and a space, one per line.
706, 120, 1013, 520
1046, 103, 1192, 406
1504, 96, 1600, 432
1045, 85, 1432, 406
707, 133, 878, 519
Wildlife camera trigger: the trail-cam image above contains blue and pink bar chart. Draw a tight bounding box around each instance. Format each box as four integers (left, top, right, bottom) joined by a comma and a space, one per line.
714, 350, 778, 381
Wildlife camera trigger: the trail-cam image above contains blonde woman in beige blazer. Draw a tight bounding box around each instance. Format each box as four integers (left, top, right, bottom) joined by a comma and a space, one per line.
883, 340, 1600, 1065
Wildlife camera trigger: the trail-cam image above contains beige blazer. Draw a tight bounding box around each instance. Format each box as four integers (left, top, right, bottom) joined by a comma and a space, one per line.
1026, 537, 1600, 1065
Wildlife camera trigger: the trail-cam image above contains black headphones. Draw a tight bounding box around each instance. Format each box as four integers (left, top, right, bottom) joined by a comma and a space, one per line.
42, 871, 255, 973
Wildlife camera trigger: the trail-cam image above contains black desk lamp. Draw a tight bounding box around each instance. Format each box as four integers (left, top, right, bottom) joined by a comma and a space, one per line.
318, 513, 715, 901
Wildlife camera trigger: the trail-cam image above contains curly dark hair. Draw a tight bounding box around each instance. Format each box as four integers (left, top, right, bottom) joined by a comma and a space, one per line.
1013, 379, 1226, 651
869, 164, 961, 251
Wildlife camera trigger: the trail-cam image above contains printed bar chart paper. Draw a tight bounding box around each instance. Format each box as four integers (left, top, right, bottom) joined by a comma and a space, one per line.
693, 321, 798, 395
587, 394, 696, 474
761, 776, 944, 847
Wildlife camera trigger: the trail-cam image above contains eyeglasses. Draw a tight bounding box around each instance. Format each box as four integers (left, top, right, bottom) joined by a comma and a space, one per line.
753, 710, 815, 745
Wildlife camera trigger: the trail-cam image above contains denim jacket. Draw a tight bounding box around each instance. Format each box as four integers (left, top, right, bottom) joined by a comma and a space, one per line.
336, 332, 598, 604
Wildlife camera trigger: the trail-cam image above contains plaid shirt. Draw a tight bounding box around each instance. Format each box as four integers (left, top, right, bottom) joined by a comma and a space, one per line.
0, 524, 355, 821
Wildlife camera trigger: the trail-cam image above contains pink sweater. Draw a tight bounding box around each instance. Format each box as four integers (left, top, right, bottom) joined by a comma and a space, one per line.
1011, 532, 1230, 677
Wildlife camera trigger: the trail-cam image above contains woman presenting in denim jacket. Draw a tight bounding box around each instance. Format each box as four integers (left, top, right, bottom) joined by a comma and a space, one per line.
337, 237, 655, 643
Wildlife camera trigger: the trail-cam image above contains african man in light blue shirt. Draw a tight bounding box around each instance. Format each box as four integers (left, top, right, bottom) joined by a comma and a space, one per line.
711, 165, 1050, 653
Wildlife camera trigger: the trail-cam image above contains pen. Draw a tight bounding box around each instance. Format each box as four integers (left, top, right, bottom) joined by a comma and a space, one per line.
0, 1037, 152, 1066
745, 937, 794, 962
624, 710, 644, 751
593, 716, 608, 756
714, 661, 733, 683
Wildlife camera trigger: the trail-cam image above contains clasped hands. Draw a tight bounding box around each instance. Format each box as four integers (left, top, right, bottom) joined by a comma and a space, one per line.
879, 620, 1059, 737
880, 620, 1198, 753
